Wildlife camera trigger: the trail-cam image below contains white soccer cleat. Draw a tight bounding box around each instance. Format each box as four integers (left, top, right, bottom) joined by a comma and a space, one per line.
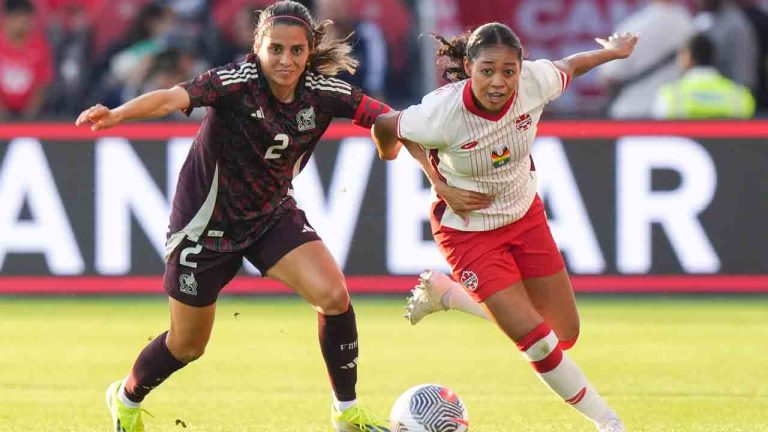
598, 418, 625, 432
404, 270, 453, 325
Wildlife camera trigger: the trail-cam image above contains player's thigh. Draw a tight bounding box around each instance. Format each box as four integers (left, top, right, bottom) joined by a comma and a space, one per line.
523, 269, 579, 343
245, 208, 347, 314
482, 282, 543, 342
265, 240, 348, 315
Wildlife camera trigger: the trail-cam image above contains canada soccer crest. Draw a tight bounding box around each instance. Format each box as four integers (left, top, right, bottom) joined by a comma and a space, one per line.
460, 270, 479, 291
297, 107, 316, 131
515, 113, 532, 131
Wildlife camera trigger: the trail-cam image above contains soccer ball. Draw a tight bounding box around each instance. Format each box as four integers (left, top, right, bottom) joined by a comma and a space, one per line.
389, 384, 469, 432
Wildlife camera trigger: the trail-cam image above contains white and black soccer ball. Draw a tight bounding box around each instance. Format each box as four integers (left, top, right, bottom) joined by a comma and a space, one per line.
390, 384, 469, 432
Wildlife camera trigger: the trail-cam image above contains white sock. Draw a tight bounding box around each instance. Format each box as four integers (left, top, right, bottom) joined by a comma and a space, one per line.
517, 323, 616, 425
118, 379, 140, 408
442, 279, 492, 321
334, 397, 357, 411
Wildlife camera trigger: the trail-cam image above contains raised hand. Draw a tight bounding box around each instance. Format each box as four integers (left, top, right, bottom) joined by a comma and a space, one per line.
595, 32, 639, 59
75, 104, 121, 131
434, 181, 494, 226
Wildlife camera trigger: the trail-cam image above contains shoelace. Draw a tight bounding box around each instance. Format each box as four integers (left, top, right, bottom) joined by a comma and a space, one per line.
344, 407, 387, 432
121, 407, 154, 430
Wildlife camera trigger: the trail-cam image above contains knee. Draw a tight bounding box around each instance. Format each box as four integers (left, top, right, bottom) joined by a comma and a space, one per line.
312, 279, 350, 315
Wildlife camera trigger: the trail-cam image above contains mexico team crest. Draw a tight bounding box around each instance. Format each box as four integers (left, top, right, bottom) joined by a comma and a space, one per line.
491, 146, 511, 168
297, 107, 316, 131
460, 270, 479, 291
179, 273, 198, 296
515, 113, 532, 131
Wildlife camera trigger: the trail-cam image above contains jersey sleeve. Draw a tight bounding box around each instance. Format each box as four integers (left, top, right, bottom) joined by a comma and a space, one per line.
396, 89, 449, 149
177, 59, 257, 115
524, 59, 571, 103
316, 74, 391, 128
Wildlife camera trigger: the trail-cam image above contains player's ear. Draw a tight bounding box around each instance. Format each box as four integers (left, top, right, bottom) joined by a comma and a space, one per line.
463, 57, 472, 78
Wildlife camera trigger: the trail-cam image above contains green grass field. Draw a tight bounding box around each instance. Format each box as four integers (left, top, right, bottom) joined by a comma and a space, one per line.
0, 296, 766, 431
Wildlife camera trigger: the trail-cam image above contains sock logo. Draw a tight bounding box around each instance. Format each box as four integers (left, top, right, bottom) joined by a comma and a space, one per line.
565, 387, 587, 405
340, 357, 358, 370
340, 340, 358, 351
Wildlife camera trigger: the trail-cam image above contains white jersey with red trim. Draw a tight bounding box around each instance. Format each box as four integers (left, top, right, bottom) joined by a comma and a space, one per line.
397, 59, 569, 231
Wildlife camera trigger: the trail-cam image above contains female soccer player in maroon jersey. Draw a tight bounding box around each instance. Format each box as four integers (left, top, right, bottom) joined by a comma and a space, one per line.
76, 1, 391, 431
372, 23, 637, 432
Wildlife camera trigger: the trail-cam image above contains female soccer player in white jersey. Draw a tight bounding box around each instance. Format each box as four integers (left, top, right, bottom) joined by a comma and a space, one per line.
372, 23, 638, 432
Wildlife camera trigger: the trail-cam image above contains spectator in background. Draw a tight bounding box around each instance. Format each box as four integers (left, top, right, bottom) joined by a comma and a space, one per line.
0, 0, 53, 119
652, 34, 755, 119
694, 0, 759, 92
92, 2, 176, 107
735, 0, 768, 112
216, 4, 262, 64
597, 0, 693, 119
42, 0, 100, 115
88, 0, 150, 57
350, 0, 415, 104
315, 0, 387, 98
140, 34, 209, 120
210, 0, 313, 65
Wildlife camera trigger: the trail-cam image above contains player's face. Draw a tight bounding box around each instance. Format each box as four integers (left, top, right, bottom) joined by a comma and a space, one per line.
258, 24, 311, 94
464, 45, 521, 113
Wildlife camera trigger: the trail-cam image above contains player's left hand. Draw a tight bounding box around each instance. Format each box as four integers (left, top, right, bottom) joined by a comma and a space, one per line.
434, 181, 494, 227
596, 32, 639, 59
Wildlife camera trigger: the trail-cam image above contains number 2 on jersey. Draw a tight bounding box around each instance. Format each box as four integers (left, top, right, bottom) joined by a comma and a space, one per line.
265, 134, 290, 159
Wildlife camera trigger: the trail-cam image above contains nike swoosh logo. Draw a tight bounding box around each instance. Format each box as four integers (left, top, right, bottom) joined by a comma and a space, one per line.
449, 417, 469, 426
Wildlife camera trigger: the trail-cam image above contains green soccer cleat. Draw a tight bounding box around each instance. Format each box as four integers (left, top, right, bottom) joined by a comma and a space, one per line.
331, 404, 392, 432
106, 379, 151, 432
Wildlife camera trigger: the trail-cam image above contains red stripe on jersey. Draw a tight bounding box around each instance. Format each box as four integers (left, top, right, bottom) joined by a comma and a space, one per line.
428, 148, 447, 182
395, 111, 404, 140
353, 95, 390, 129
532, 347, 563, 373
565, 387, 587, 405
515, 322, 552, 351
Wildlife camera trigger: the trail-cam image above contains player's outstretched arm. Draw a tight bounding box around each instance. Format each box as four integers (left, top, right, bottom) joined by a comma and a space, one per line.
554, 32, 638, 78
371, 111, 403, 160
75, 86, 191, 131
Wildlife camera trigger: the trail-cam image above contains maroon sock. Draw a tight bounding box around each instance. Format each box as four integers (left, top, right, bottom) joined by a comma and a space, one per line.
318, 304, 358, 402
123, 331, 187, 403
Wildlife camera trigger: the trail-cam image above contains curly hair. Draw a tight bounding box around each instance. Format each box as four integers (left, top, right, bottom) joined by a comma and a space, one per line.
432, 22, 523, 82
253, 0, 358, 76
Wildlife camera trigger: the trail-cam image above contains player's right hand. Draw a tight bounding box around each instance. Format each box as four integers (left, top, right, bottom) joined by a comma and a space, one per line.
75, 104, 120, 131
434, 182, 494, 226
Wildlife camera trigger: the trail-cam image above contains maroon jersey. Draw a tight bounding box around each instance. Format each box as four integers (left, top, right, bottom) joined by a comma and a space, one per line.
170, 54, 386, 252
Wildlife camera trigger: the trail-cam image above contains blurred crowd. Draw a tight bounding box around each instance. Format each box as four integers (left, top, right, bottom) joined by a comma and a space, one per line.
0, 0, 421, 120
0, 0, 766, 120
597, 0, 768, 119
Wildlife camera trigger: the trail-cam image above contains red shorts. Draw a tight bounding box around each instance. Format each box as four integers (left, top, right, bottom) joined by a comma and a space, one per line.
433, 195, 565, 302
